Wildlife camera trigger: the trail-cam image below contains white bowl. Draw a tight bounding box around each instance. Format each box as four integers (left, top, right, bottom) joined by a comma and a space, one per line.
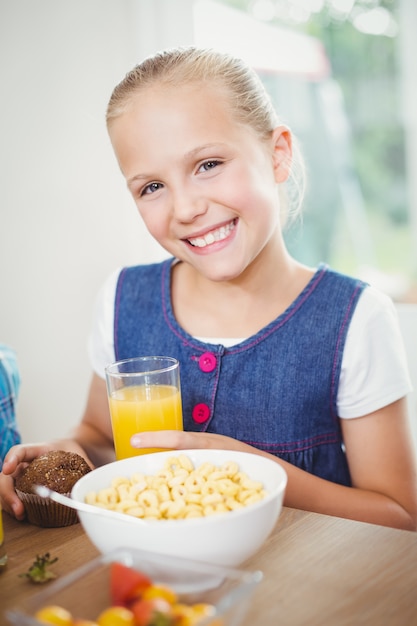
71, 449, 287, 569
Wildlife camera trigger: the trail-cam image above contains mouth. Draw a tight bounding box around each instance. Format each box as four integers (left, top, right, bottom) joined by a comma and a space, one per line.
186, 219, 237, 248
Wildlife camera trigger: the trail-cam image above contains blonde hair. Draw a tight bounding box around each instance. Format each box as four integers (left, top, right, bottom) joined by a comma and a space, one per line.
106, 46, 305, 224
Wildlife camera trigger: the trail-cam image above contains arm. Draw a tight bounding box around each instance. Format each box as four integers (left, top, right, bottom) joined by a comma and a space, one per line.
129, 397, 417, 531
0, 345, 22, 467
0, 373, 114, 520
282, 398, 417, 530
70, 374, 115, 467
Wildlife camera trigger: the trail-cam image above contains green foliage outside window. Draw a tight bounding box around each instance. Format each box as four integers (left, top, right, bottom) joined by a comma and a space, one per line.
216, 1, 412, 288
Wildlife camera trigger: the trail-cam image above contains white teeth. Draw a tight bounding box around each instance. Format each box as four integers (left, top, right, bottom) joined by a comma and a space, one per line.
188, 220, 235, 248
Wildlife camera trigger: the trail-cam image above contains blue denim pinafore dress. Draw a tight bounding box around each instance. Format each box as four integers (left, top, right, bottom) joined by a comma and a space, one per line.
114, 258, 366, 486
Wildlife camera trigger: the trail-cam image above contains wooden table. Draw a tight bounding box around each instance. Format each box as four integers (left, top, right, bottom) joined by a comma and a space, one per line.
1, 507, 417, 625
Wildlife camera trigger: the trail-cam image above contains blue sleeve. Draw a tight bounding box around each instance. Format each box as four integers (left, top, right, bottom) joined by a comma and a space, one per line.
0, 345, 22, 469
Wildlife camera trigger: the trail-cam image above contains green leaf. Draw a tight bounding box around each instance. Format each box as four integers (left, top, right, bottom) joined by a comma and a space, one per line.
19, 552, 58, 584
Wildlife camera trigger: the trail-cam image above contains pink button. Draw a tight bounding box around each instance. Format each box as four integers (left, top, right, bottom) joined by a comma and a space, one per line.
198, 352, 217, 373
192, 403, 211, 423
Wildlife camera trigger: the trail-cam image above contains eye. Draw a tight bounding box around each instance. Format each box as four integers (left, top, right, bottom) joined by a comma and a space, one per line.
198, 159, 221, 173
141, 181, 163, 196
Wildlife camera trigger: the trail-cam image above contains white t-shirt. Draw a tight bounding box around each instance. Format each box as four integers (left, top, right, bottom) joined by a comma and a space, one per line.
88, 268, 412, 419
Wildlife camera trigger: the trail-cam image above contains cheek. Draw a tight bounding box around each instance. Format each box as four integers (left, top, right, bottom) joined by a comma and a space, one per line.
137, 206, 170, 242
224, 163, 277, 215
228, 183, 275, 221
215, 178, 254, 214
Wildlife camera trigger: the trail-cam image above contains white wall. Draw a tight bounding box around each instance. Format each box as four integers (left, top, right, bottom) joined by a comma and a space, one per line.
0, 0, 193, 441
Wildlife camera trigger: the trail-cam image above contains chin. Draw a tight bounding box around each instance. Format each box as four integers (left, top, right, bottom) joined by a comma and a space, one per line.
200, 263, 248, 283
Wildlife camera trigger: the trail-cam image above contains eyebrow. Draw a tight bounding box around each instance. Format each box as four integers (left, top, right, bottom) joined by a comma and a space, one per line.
184, 143, 226, 159
127, 173, 151, 187
126, 143, 227, 188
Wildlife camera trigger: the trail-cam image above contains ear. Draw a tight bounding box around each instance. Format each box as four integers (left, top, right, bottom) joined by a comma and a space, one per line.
271, 126, 292, 183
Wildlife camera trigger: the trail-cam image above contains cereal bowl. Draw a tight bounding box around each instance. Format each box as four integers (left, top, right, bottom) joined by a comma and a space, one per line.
71, 449, 287, 569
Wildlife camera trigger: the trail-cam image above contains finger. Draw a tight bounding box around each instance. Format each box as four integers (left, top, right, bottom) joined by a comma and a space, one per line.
130, 430, 199, 450
2, 443, 51, 475
0, 473, 25, 520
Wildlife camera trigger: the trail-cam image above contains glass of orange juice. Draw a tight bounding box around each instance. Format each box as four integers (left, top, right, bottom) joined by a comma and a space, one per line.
105, 356, 183, 460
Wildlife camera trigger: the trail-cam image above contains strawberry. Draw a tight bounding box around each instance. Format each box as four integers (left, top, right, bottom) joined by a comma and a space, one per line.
110, 562, 152, 606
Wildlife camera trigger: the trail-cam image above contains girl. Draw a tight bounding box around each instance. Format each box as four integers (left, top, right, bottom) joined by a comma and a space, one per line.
1, 47, 416, 530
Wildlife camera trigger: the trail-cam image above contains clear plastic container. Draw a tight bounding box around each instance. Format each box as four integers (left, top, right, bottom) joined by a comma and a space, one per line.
6, 546, 263, 626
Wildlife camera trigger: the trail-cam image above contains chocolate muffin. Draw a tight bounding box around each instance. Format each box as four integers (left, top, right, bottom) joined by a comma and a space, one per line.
15, 450, 91, 527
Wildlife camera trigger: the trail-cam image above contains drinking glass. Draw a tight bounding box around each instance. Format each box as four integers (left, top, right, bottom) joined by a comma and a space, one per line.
105, 356, 183, 459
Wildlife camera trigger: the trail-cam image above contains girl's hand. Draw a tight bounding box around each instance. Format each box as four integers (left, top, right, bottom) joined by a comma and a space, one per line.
1, 444, 51, 519
130, 430, 259, 454
0, 441, 93, 520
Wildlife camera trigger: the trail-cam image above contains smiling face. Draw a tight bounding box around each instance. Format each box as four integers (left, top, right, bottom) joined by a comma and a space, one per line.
108, 82, 291, 283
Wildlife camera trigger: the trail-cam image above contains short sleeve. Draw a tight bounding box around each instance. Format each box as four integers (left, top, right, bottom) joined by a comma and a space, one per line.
337, 286, 412, 418
87, 269, 120, 379
0, 344, 22, 468
0, 345, 20, 398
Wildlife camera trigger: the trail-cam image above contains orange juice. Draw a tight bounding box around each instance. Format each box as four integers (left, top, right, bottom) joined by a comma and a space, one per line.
109, 384, 183, 459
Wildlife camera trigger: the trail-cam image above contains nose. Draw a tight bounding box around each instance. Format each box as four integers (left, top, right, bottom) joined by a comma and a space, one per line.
171, 183, 208, 223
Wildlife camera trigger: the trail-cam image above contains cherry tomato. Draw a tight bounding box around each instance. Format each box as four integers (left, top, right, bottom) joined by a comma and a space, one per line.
170, 603, 194, 625
189, 603, 216, 618
141, 583, 178, 605
130, 597, 173, 626
34, 605, 73, 626
96, 606, 135, 626
172, 602, 217, 626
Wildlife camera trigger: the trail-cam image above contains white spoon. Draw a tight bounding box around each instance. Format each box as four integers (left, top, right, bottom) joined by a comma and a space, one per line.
33, 485, 146, 525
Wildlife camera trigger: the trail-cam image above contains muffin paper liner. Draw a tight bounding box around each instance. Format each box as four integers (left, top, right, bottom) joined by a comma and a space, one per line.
16, 490, 79, 527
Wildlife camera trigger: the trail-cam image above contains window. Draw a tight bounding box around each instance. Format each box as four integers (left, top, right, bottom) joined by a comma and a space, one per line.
194, 0, 417, 302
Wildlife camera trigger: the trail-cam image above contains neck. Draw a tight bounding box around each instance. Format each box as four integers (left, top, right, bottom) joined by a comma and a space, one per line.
171, 243, 314, 339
